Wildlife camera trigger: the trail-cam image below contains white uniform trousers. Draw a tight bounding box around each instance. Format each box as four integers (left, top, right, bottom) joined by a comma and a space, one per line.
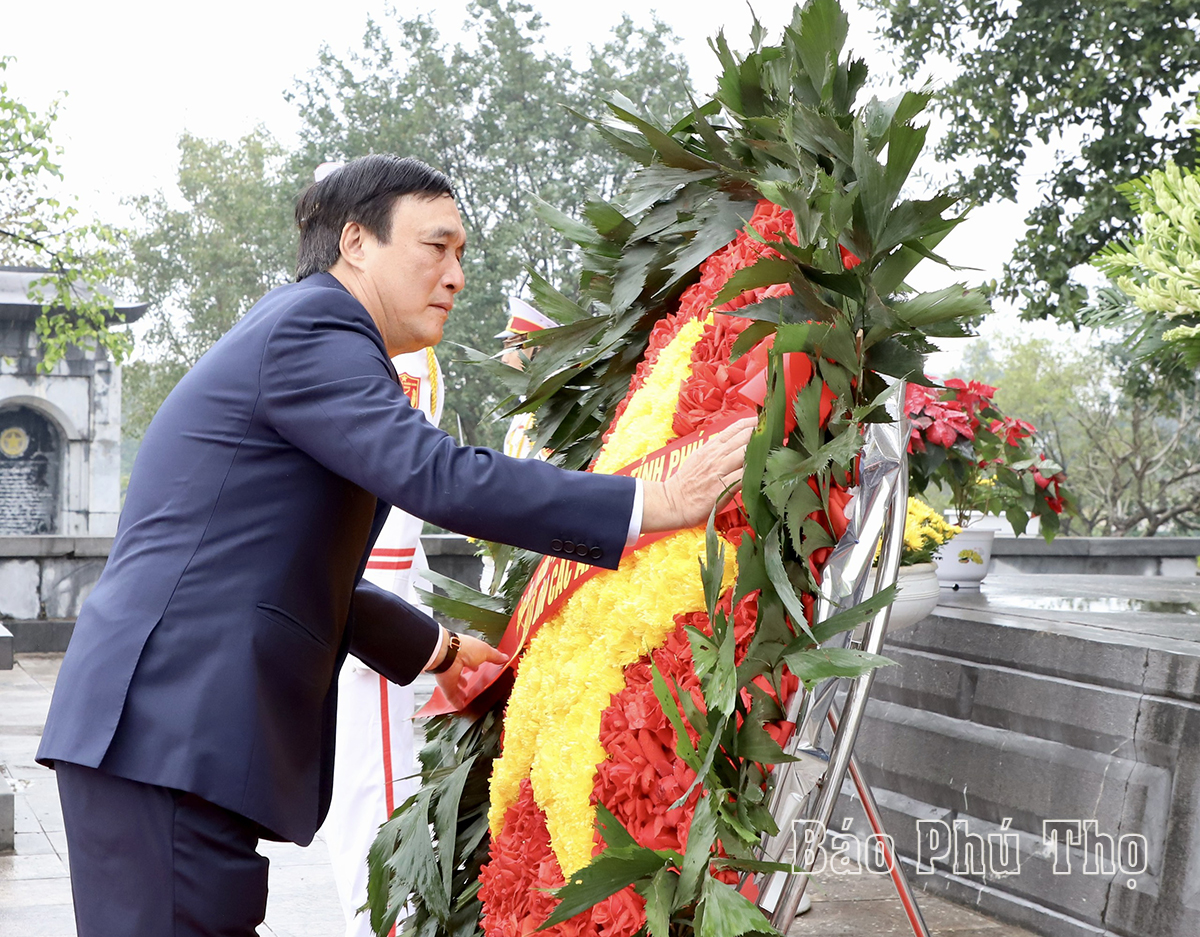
325, 660, 418, 937
323, 347, 440, 937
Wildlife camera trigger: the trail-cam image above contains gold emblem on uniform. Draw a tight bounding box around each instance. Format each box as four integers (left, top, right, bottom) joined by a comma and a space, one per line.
0, 426, 29, 459
398, 373, 422, 408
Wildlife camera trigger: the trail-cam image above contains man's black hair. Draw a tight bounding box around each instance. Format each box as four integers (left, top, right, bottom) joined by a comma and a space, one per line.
294, 155, 455, 280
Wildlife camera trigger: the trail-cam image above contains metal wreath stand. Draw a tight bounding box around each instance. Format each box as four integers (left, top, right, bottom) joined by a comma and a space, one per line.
752, 390, 931, 937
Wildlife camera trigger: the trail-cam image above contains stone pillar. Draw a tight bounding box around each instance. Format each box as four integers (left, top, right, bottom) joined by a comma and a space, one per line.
87, 354, 122, 536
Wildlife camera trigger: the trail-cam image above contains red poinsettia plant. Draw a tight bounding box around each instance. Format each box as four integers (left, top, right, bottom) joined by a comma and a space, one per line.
905, 378, 1071, 537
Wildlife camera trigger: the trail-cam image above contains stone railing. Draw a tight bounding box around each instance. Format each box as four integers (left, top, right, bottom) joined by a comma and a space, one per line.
0, 533, 487, 656
991, 535, 1199, 577
0, 535, 111, 653
4, 533, 1191, 658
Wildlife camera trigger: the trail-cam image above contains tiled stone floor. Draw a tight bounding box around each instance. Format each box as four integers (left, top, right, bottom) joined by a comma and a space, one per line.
791, 869, 1039, 936
1, 654, 1039, 937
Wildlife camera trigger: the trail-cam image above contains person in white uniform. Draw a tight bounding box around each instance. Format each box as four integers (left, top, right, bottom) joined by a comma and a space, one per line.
477, 298, 555, 594
497, 296, 554, 460
323, 345, 442, 937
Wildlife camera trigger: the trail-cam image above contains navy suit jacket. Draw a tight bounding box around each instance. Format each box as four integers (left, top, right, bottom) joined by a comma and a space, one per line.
37, 273, 635, 844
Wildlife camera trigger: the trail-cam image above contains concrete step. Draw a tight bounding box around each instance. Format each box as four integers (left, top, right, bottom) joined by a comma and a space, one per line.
847, 574, 1200, 937
0, 623, 12, 670
2, 619, 74, 655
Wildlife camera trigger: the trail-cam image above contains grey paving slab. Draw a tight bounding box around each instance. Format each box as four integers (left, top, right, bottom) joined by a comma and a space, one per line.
5, 753, 55, 782
22, 790, 65, 833
0, 900, 79, 936
0, 872, 74, 909
261, 858, 347, 937
10, 790, 41, 835
787, 865, 1039, 936
12, 652, 63, 690
804, 869, 897, 901
259, 835, 335, 868
11, 831, 54, 856
0, 853, 69, 880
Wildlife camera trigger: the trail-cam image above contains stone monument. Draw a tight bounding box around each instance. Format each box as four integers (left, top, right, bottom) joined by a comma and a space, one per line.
0, 266, 145, 651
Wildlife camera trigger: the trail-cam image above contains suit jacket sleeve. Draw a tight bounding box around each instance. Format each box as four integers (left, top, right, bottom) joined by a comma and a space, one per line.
259, 286, 636, 569
348, 579, 440, 685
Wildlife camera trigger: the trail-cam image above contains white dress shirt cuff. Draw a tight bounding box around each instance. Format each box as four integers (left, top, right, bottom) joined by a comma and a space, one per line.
423, 625, 447, 672
625, 479, 644, 548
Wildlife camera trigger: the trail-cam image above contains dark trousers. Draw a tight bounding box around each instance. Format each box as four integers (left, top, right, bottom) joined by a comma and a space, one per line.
56, 761, 270, 937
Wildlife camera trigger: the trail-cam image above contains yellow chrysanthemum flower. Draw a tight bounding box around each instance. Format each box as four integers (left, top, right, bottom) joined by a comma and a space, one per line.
592, 316, 709, 475
901, 497, 960, 560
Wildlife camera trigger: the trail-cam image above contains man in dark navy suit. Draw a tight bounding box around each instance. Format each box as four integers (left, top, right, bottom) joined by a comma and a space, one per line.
37, 155, 753, 936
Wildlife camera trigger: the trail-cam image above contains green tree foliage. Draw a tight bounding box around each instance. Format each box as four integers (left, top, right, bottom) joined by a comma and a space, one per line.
123, 129, 300, 441
1092, 159, 1200, 368
863, 0, 1200, 324
288, 0, 693, 444
956, 335, 1200, 535
0, 57, 132, 368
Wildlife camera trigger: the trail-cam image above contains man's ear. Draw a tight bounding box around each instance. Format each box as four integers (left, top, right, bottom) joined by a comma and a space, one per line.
338, 221, 369, 269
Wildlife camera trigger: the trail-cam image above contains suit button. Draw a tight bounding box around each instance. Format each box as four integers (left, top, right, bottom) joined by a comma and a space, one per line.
551, 539, 563, 552
562, 540, 576, 555
590, 546, 603, 559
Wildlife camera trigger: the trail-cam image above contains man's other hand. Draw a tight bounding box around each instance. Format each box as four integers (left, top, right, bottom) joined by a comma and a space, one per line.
641, 416, 757, 533
432, 633, 509, 709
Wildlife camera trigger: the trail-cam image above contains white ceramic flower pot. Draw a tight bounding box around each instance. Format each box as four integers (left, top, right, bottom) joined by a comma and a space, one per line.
888, 562, 941, 631
934, 527, 996, 590
949, 511, 1040, 538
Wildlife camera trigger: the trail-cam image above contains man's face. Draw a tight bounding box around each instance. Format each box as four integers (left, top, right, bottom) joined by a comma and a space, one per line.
358, 194, 466, 355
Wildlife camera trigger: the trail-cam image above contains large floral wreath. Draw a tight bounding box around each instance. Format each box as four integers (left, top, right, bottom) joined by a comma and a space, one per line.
365, 4, 987, 937
478, 202, 845, 937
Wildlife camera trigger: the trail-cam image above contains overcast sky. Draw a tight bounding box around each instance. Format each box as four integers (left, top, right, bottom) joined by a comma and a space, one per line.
4, 0, 814, 218
4, 0, 1069, 368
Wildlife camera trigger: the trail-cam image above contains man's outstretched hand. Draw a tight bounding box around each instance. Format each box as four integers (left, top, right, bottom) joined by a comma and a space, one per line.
431, 632, 509, 709
640, 416, 757, 533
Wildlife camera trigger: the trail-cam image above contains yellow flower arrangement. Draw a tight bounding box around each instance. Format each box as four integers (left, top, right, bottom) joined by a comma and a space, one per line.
488, 313, 736, 877
902, 497, 960, 566
592, 316, 710, 475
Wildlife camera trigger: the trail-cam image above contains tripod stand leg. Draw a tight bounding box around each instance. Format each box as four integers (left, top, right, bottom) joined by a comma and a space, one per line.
827, 709, 931, 937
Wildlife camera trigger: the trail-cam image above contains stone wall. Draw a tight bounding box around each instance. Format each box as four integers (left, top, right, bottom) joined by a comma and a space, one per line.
991, 536, 1198, 577
422, 533, 484, 588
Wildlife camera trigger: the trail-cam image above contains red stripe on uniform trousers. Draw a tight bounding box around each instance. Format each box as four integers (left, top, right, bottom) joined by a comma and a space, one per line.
372, 548, 416, 557
366, 560, 414, 570
379, 674, 395, 817
378, 675, 398, 937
